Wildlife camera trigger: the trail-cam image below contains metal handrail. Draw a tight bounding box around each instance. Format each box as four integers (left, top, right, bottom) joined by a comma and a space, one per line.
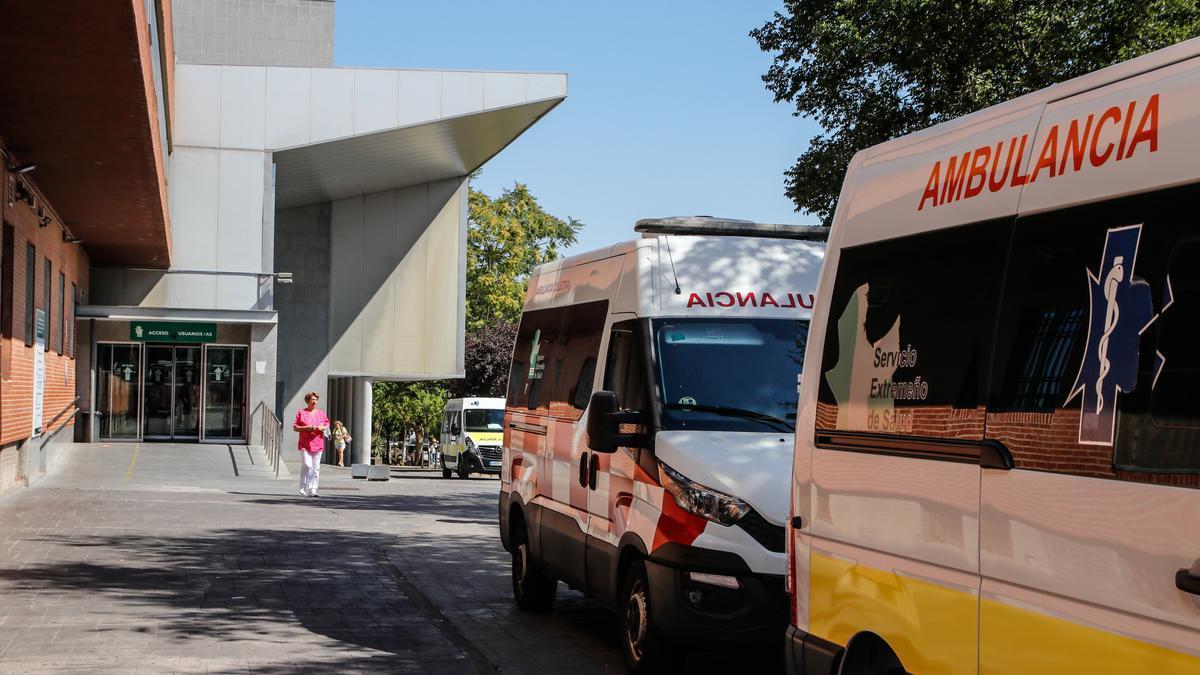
40, 396, 82, 434
255, 401, 283, 478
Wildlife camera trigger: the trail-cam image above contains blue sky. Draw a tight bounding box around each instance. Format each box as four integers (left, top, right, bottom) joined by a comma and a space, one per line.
335, 0, 819, 255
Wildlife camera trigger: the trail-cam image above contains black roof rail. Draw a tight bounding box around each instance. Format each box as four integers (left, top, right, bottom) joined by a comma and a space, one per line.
634, 216, 828, 241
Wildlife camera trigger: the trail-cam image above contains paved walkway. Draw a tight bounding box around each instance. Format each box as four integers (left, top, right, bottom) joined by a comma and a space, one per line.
0, 443, 780, 673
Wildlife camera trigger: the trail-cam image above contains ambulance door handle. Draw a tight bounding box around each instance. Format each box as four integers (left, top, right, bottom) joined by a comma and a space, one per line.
588, 453, 599, 490
1176, 569, 1200, 595
578, 452, 589, 487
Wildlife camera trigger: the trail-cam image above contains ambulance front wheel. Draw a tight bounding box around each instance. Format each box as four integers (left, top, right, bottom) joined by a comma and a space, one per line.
511, 523, 555, 611
440, 455, 452, 479
621, 559, 668, 673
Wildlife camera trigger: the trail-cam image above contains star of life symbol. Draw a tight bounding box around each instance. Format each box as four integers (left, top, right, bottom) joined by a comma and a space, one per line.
1065, 224, 1170, 445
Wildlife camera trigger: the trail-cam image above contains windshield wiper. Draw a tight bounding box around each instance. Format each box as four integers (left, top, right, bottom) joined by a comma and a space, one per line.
660, 403, 794, 432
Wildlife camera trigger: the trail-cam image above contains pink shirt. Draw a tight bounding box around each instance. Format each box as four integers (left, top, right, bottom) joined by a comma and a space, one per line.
294, 408, 330, 453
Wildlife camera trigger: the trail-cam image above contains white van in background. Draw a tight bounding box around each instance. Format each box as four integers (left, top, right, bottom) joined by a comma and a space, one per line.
498, 217, 826, 671
786, 38, 1200, 673
439, 397, 505, 479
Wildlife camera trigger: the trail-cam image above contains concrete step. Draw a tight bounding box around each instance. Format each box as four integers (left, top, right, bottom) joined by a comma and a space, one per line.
234, 445, 292, 479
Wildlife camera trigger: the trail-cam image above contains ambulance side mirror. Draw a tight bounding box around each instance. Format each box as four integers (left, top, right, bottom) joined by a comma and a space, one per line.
587, 390, 646, 453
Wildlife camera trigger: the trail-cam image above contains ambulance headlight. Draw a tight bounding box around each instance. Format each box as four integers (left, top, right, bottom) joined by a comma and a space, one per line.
658, 462, 749, 526
465, 437, 476, 454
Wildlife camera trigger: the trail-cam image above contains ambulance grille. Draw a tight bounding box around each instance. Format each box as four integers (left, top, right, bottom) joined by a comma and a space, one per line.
737, 510, 786, 553
479, 446, 503, 461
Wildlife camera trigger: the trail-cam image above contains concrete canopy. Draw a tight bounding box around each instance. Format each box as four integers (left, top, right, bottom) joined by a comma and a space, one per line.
274, 97, 562, 210
173, 64, 567, 210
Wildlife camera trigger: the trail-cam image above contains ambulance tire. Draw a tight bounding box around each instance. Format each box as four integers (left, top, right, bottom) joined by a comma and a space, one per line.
511, 523, 555, 611
440, 456, 452, 479
457, 458, 471, 479
620, 559, 667, 673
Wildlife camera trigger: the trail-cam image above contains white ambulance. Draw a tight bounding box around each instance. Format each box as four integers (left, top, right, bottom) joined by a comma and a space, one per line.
786, 39, 1200, 673
498, 217, 826, 671
439, 397, 505, 478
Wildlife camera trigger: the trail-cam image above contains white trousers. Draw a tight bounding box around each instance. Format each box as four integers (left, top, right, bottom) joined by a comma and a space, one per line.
299, 451, 321, 495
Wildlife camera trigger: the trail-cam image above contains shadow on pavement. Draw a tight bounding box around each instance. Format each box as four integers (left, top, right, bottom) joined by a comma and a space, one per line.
0, 527, 488, 673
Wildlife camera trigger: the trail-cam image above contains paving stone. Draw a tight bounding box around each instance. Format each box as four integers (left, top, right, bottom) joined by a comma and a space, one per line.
0, 443, 781, 673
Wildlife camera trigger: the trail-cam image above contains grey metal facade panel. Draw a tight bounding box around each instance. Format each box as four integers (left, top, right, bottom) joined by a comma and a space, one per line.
173, 0, 334, 67
76, 305, 278, 323
272, 98, 561, 209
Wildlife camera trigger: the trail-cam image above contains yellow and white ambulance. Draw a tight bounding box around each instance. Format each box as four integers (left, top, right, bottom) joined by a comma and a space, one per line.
440, 397, 505, 478
786, 39, 1200, 673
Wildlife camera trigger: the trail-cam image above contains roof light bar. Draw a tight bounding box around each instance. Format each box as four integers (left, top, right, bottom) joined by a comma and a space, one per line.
634, 215, 828, 241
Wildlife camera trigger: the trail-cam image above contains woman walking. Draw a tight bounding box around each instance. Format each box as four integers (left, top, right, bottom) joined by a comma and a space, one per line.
293, 391, 329, 497
332, 420, 352, 467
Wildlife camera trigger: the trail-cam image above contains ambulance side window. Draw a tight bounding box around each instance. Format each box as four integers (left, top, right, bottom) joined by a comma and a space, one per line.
604, 320, 648, 412
816, 220, 1009, 440
505, 300, 609, 420
989, 183, 1200, 482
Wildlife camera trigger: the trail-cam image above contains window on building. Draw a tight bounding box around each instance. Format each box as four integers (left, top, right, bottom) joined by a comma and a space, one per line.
43, 258, 51, 352
69, 283, 76, 358
506, 300, 609, 421
1, 225, 12, 342
990, 183, 1200, 478
816, 220, 1010, 440
57, 272, 64, 355
24, 244, 34, 346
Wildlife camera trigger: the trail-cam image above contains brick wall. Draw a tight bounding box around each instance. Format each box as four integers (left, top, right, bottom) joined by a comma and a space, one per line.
0, 159, 89, 451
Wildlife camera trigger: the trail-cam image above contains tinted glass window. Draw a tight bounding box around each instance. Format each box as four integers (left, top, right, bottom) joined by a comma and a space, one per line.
506, 300, 608, 421
464, 408, 504, 431
990, 183, 1200, 477
43, 259, 50, 352
57, 272, 64, 354
604, 319, 649, 412
24, 244, 34, 346
817, 221, 1009, 439
654, 318, 807, 433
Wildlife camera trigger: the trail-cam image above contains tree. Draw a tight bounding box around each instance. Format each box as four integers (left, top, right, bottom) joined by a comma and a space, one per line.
466, 183, 581, 331
373, 380, 448, 464
752, 0, 1200, 225
453, 321, 519, 398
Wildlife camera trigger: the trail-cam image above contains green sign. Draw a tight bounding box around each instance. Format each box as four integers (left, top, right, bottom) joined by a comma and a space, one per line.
130, 321, 217, 343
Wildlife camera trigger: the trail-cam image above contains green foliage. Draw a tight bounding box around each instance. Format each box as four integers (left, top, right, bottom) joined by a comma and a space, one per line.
466, 183, 581, 331
752, 0, 1200, 224
373, 380, 448, 440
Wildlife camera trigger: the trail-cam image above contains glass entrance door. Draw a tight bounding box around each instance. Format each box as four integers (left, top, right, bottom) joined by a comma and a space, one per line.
203, 345, 247, 440
173, 346, 201, 438
97, 343, 142, 440
143, 346, 174, 438
141, 345, 202, 440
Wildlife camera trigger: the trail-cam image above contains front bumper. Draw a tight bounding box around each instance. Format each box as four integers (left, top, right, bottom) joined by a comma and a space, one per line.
463, 451, 502, 475
643, 555, 788, 644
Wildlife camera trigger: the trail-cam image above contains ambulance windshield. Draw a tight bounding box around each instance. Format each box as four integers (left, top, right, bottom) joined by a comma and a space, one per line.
653, 318, 807, 433
464, 408, 505, 431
